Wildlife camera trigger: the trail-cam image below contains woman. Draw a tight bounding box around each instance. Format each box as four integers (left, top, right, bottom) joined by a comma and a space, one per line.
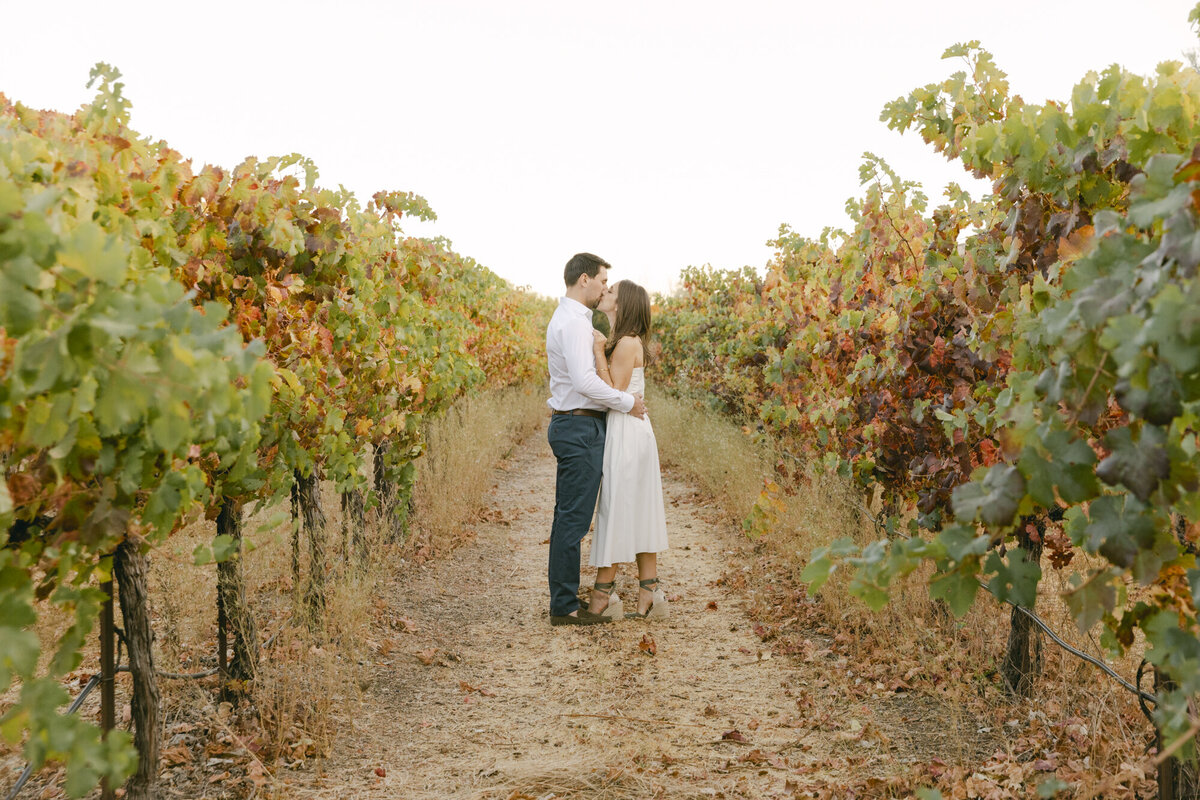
586, 280, 669, 620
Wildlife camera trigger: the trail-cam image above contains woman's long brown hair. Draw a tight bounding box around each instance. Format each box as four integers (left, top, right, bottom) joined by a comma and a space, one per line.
604, 280, 652, 364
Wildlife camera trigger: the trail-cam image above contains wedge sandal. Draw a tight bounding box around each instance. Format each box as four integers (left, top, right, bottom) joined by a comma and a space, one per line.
625, 578, 668, 620
589, 580, 624, 619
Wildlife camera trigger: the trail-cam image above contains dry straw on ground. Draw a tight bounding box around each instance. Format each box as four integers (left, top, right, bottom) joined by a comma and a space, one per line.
0, 383, 550, 800
1, 384, 1163, 799
648, 386, 1159, 793
411, 384, 548, 555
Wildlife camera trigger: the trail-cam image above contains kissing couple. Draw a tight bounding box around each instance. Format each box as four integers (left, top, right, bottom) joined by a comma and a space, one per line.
544, 252, 670, 626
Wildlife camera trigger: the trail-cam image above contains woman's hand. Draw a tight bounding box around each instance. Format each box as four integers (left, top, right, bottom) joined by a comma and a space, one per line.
592, 330, 607, 351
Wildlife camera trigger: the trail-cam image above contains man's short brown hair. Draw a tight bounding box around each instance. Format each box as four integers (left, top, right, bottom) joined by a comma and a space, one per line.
564, 252, 611, 286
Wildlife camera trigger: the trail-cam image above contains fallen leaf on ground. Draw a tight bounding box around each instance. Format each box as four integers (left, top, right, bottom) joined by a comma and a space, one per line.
722, 729, 748, 743
739, 748, 769, 764
459, 680, 496, 696
639, 634, 657, 656
706, 601, 718, 611
246, 760, 268, 787
396, 616, 418, 633
415, 648, 438, 665
161, 745, 191, 766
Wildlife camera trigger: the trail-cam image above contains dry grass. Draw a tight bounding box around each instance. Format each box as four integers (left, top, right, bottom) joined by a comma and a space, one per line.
409, 383, 548, 556
646, 386, 771, 523
1, 383, 550, 799
466, 753, 662, 800
647, 386, 1159, 790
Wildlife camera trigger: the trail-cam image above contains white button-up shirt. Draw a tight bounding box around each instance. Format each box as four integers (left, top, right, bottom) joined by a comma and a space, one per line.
546, 296, 635, 413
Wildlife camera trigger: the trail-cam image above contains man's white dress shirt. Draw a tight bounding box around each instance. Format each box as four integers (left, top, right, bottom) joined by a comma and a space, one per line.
546, 296, 635, 413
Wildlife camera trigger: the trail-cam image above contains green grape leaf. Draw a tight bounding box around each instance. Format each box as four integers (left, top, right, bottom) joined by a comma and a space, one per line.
1064, 570, 1117, 631
0, 707, 29, 744
952, 464, 1025, 527
1114, 363, 1184, 426
149, 404, 191, 453
211, 534, 238, 563
57, 221, 128, 285
985, 547, 1041, 608
801, 537, 857, 593
1017, 431, 1098, 507
929, 567, 980, 617
0, 628, 41, 692
935, 524, 990, 563
1095, 425, 1169, 501
1082, 495, 1155, 568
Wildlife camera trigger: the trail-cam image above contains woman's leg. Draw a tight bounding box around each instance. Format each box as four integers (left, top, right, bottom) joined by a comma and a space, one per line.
590, 565, 618, 613
635, 553, 658, 615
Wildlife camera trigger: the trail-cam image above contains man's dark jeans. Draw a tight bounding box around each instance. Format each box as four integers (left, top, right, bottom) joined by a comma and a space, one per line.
547, 413, 606, 616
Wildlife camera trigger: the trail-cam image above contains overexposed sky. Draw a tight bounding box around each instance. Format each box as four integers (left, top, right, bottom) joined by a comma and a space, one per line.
3, 2, 1197, 298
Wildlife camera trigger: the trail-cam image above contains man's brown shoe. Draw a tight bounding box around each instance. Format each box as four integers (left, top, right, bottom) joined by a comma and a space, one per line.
550, 608, 614, 626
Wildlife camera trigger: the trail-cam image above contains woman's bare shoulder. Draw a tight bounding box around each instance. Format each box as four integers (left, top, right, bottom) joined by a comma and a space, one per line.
615, 335, 642, 352
613, 335, 643, 366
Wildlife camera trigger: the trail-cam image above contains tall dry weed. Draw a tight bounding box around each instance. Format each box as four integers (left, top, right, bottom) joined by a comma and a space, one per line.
410, 383, 547, 555
649, 387, 1156, 780
5, 385, 549, 781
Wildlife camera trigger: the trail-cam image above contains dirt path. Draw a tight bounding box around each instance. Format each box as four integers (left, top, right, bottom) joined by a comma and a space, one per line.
298, 425, 852, 799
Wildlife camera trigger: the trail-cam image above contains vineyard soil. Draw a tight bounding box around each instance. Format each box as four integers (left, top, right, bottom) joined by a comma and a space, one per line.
274, 422, 958, 800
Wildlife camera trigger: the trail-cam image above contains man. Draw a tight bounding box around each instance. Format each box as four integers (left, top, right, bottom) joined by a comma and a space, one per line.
545, 252, 647, 626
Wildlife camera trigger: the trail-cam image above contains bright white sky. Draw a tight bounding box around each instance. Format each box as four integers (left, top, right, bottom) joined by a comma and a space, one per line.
3, 2, 1197, 298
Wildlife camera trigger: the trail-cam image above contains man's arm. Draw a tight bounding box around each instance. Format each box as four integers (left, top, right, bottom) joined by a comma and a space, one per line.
564, 319, 634, 413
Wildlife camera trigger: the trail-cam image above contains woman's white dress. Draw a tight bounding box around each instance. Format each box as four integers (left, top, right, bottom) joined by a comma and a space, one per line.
590, 367, 669, 566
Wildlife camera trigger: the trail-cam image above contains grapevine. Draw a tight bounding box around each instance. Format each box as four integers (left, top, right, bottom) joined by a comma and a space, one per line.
1, 66, 551, 798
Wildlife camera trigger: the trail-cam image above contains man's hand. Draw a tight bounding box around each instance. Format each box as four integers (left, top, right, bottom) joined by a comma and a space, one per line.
630, 394, 647, 419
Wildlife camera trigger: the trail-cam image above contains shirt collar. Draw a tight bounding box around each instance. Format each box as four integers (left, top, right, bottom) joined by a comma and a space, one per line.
560, 296, 592, 317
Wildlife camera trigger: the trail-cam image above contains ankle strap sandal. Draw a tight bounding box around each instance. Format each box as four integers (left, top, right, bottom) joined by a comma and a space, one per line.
625, 578, 669, 620
591, 580, 624, 619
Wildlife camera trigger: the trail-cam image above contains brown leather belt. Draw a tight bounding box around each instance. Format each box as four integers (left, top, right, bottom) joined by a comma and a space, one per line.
551, 408, 607, 420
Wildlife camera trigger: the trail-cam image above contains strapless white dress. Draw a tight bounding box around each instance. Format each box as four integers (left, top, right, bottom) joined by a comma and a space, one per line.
590, 367, 669, 566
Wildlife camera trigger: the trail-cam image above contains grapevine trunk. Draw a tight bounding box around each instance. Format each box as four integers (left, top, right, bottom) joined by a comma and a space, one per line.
216, 499, 259, 683
114, 541, 160, 800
